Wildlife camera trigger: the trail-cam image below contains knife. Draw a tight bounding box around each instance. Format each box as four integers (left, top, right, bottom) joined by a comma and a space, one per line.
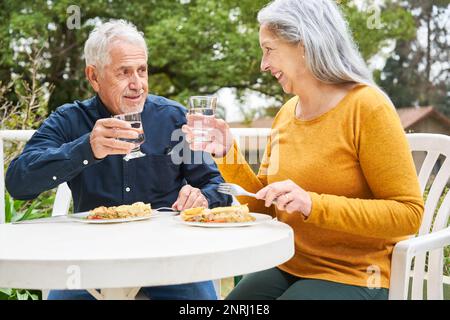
11, 215, 71, 224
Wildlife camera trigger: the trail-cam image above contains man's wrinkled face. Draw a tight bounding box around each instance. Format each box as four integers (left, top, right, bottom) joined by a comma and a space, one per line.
95, 40, 148, 115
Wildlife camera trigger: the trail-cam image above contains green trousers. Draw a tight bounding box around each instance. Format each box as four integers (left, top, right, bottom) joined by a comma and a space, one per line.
226, 267, 389, 300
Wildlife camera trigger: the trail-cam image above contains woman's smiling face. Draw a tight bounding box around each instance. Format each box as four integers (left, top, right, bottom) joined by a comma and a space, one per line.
259, 24, 308, 95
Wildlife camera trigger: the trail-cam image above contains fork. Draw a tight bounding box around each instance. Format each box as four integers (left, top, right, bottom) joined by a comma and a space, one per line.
217, 183, 279, 205
154, 207, 179, 212
153, 207, 181, 216
217, 183, 257, 198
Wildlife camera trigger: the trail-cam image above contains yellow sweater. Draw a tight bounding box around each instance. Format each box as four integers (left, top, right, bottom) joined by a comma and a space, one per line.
215, 85, 424, 289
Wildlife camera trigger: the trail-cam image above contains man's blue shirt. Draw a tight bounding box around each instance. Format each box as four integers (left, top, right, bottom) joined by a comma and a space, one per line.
6, 95, 231, 212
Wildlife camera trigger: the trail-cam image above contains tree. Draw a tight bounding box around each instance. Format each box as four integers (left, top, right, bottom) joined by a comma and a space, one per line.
1, 0, 168, 112
340, 0, 416, 60
145, 0, 417, 105
379, 0, 450, 113
0, 0, 418, 114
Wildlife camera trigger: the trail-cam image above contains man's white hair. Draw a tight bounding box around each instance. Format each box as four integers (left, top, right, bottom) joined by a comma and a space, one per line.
84, 19, 148, 70
257, 0, 375, 86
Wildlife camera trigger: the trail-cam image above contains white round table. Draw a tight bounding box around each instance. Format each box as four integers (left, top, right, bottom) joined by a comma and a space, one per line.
0, 214, 294, 299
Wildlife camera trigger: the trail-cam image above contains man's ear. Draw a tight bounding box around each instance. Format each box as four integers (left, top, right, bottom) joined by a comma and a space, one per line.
85, 65, 100, 92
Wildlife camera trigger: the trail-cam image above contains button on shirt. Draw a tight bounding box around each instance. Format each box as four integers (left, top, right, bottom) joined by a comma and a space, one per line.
6, 95, 231, 212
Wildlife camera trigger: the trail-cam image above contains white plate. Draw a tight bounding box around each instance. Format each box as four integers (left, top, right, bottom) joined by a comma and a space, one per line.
68, 212, 153, 224
173, 213, 273, 228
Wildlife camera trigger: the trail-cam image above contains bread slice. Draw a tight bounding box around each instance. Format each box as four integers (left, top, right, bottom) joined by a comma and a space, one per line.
88, 202, 151, 219
181, 204, 255, 223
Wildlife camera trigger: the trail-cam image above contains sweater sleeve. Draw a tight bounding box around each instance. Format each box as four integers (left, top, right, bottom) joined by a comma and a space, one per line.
214, 138, 276, 217
305, 103, 424, 238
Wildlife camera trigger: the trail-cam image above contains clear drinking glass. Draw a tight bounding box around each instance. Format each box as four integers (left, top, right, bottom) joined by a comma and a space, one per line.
188, 95, 217, 142
113, 111, 146, 161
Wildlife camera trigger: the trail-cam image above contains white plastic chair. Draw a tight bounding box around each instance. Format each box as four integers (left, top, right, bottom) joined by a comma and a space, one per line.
228, 130, 450, 300
389, 133, 450, 300
51, 181, 72, 216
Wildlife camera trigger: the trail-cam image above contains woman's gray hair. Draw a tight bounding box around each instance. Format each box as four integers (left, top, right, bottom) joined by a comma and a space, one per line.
84, 19, 148, 70
257, 0, 375, 86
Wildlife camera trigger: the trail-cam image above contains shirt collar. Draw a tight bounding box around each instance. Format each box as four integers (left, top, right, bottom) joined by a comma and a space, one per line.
94, 95, 113, 119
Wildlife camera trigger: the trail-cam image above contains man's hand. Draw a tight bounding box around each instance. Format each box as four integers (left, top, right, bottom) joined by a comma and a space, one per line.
172, 185, 208, 211
90, 118, 140, 159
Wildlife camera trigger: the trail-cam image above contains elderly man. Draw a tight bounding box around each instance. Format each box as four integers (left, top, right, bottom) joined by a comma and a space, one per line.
5, 20, 231, 300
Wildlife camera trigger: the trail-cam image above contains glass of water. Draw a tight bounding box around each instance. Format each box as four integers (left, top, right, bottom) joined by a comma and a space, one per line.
113, 111, 146, 161
188, 95, 217, 142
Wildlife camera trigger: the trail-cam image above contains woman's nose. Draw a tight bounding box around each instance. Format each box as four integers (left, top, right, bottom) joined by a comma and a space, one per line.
260, 58, 270, 72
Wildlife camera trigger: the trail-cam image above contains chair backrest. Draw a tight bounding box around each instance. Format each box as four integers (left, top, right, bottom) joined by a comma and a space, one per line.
0, 130, 72, 223
406, 133, 450, 299
51, 182, 72, 216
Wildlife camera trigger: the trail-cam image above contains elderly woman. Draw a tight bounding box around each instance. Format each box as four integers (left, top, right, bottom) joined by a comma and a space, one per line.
183, 0, 424, 300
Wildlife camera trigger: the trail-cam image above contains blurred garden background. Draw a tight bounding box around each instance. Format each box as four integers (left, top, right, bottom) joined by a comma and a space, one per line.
1, 0, 449, 126
0, 0, 449, 299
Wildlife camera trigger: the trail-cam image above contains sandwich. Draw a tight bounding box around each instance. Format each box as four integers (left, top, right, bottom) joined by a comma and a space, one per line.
181, 204, 255, 223
88, 202, 152, 220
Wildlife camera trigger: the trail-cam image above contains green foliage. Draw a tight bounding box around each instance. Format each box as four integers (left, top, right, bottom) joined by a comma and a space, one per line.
341, 1, 416, 60
378, 0, 449, 113
0, 49, 51, 130
4, 191, 55, 223
145, 0, 268, 104
0, 288, 40, 300
0, 0, 421, 114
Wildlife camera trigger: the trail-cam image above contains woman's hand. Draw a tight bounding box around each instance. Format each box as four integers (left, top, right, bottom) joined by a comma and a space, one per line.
182, 114, 234, 158
255, 180, 312, 217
